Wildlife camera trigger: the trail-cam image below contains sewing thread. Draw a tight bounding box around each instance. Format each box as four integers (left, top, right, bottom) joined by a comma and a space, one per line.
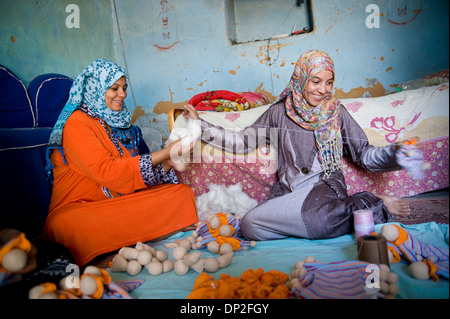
353, 209, 375, 241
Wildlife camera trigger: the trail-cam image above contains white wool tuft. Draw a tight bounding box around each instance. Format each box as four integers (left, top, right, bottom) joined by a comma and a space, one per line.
167, 118, 201, 171
196, 183, 258, 221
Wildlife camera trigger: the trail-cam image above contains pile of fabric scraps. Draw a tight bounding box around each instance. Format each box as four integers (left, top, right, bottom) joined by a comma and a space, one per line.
187, 268, 289, 299
189, 90, 269, 112
395, 138, 430, 180
378, 224, 449, 281
28, 265, 143, 299
193, 212, 257, 254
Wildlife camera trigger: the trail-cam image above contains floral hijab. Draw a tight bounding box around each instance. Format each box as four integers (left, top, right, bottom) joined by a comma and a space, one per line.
276, 49, 342, 178
46, 59, 137, 181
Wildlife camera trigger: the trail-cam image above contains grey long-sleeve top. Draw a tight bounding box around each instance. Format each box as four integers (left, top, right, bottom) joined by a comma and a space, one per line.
200, 101, 401, 198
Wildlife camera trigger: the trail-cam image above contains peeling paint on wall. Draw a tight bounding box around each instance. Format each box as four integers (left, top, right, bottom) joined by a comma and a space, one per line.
256, 42, 292, 65
254, 82, 275, 103
152, 87, 187, 115
153, 99, 188, 115
334, 81, 386, 99
325, 9, 344, 34
131, 105, 145, 124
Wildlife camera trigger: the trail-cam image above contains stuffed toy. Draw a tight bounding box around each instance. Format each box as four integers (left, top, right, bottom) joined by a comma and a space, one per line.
110, 241, 173, 276
379, 224, 449, 281
395, 138, 430, 180
166, 234, 235, 275
288, 257, 399, 299
111, 237, 236, 277
0, 232, 31, 273
159, 213, 257, 276
29, 265, 143, 299
28, 282, 67, 299
193, 212, 257, 254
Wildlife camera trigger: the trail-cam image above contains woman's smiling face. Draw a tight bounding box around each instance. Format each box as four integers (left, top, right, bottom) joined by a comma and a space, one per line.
105, 76, 127, 111
303, 70, 334, 107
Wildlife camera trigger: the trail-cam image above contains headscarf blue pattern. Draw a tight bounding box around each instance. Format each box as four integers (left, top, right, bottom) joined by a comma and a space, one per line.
46, 59, 137, 181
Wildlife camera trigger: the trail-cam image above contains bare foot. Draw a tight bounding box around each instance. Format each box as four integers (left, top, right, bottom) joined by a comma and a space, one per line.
377, 194, 411, 217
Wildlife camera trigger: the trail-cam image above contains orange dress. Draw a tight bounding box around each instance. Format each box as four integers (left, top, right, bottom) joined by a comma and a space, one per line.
43, 110, 198, 266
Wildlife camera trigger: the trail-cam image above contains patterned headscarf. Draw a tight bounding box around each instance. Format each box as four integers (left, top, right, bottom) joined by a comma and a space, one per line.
276, 49, 342, 178
46, 59, 137, 181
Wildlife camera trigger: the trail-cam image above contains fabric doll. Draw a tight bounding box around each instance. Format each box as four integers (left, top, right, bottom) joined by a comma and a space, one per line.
379, 224, 449, 281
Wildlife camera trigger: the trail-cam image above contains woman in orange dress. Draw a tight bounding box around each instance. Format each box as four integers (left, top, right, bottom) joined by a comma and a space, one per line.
43, 59, 198, 266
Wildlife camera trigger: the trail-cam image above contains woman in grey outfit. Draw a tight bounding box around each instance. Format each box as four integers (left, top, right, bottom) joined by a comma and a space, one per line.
182, 49, 411, 241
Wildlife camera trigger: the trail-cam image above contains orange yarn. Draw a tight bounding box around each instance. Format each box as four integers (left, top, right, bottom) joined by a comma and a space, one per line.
403, 138, 417, 146
215, 237, 241, 252
80, 268, 112, 299
187, 268, 289, 299
33, 282, 69, 299
390, 224, 409, 247
422, 259, 439, 282
387, 246, 402, 263
370, 225, 409, 263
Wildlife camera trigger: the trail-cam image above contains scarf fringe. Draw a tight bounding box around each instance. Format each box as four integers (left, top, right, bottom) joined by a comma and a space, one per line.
319, 137, 343, 179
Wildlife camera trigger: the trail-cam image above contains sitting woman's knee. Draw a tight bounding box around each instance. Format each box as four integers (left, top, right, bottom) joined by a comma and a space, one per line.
240, 215, 258, 240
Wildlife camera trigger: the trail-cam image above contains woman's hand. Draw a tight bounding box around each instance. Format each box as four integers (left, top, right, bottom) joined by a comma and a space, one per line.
183, 104, 199, 120
394, 136, 419, 150
163, 138, 197, 171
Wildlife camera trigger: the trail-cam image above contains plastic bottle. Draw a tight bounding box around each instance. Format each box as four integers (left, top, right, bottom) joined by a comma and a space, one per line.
396, 78, 427, 92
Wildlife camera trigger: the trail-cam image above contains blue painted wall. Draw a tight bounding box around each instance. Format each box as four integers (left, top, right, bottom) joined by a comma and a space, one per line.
0, 0, 114, 85
112, 0, 449, 140
1, 0, 448, 143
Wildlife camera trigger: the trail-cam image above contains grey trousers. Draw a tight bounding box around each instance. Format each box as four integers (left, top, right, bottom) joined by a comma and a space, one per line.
240, 171, 391, 241
240, 183, 311, 240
